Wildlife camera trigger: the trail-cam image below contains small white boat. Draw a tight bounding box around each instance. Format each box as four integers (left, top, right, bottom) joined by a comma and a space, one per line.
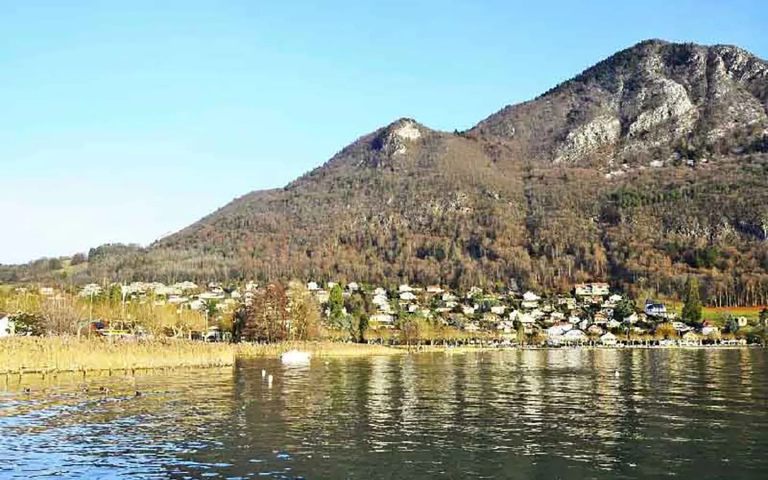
280, 349, 311, 365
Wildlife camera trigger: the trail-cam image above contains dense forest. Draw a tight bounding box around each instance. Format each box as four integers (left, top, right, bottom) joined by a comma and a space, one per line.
3, 40, 768, 306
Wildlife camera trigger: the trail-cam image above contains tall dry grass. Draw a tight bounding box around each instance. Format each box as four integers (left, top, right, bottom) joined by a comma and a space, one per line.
0, 337, 400, 374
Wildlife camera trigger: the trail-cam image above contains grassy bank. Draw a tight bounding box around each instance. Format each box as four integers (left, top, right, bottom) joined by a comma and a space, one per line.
0, 338, 401, 375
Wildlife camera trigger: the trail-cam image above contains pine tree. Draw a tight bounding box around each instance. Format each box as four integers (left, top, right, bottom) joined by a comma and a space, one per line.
681, 277, 702, 326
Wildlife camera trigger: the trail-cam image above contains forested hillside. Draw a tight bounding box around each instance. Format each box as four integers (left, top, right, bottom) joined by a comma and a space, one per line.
4, 40, 768, 305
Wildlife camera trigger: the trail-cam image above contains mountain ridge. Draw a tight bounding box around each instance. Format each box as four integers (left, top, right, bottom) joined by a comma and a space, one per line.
9, 39, 768, 306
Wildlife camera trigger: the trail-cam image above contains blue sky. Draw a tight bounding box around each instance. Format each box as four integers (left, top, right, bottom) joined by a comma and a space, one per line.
1, 0, 766, 264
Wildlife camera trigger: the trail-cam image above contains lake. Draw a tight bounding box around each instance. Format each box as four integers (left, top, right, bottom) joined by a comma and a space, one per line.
1, 348, 766, 479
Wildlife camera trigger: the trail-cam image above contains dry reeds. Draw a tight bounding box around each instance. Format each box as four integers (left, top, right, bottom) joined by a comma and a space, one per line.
0, 337, 400, 375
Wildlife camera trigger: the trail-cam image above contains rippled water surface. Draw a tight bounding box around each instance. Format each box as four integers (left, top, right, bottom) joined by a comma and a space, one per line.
1, 349, 767, 479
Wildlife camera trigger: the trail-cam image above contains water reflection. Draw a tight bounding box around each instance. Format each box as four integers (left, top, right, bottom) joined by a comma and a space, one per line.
1, 349, 767, 479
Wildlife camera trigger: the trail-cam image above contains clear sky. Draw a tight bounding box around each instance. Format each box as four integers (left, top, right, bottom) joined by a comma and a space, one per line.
1, 0, 766, 264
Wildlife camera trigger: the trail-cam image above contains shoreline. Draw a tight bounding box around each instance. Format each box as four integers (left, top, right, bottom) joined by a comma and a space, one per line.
2, 337, 764, 377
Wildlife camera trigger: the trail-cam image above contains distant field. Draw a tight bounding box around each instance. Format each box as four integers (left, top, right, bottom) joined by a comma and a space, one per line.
702, 306, 766, 321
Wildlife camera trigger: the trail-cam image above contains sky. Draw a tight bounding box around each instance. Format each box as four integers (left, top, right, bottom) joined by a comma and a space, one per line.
1, 0, 766, 264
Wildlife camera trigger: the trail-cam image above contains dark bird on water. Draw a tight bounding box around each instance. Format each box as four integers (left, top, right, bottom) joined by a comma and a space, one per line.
23, 387, 31, 394
135, 390, 142, 397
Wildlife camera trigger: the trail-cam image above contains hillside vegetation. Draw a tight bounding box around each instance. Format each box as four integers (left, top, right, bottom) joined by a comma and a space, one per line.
3, 40, 768, 306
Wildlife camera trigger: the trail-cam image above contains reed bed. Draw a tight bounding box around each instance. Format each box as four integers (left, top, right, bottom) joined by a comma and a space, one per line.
0, 337, 401, 375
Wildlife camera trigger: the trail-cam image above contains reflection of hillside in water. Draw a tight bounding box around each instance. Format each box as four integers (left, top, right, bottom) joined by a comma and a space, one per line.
1, 350, 766, 479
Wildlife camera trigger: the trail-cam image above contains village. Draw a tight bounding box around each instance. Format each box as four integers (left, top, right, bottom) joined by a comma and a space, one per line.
2, 279, 763, 347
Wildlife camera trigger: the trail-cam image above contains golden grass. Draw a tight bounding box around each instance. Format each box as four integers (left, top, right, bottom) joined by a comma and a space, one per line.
0, 337, 401, 375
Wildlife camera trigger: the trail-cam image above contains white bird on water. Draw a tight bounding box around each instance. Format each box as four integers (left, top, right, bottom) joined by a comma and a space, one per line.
614, 369, 620, 378
280, 349, 311, 365
261, 369, 266, 379
267, 374, 273, 387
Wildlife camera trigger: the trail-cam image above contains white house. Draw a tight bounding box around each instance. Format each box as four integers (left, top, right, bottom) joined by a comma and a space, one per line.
491, 305, 506, 315
0, 315, 14, 337
564, 329, 587, 342
399, 284, 414, 293
370, 313, 394, 325
426, 285, 444, 294
399, 291, 417, 301
645, 300, 667, 317
607, 319, 622, 330
600, 332, 617, 346
347, 282, 360, 292
521, 291, 541, 308
574, 283, 610, 298
307, 282, 320, 291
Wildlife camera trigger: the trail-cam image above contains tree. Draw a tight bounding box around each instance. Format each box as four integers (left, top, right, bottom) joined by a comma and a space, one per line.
204, 299, 219, 330
345, 292, 371, 343
327, 284, 345, 328
723, 314, 739, 334
237, 284, 289, 342
11, 312, 45, 336
655, 322, 677, 340
287, 281, 320, 341
681, 277, 702, 325
613, 296, 636, 323
70, 253, 87, 266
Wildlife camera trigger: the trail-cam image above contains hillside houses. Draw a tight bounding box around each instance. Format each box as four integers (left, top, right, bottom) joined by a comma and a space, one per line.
20, 278, 747, 346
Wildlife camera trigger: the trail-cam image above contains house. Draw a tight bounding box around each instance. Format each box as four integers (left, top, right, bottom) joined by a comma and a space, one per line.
426, 285, 444, 294
701, 321, 720, 336
594, 312, 608, 325
547, 322, 573, 338
399, 291, 417, 301
558, 296, 578, 310
563, 329, 587, 342
464, 322, 481, 333
370, 314, 394, 326
607, 294, 623, 305
519, 312, 536, 325
681, 331, 700, 344
40, 287, 55, 296
491, 305, 506, 315
442, 292, 457, 302
399, 284, 414, 293
671, 321, 692, 333
568, 315, 581, 324
644, 300, 667, 317
574, 283, 610, 298
550, 312, 565, 323
462, 305, 476, 316
624, 312, 639, 324
0, 314, 14, 337
737, 317, 749, 328
600, 332, 617, 346
467, 286, 483, 298
521, 291, 541, 309
347, 282, 360, 292
587, 324, 604, 335
315, 290, 330, 304
607, 319, 622, 330
307, 282, 320, 291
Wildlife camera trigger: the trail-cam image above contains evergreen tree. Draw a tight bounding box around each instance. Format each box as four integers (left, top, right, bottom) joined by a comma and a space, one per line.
327, 284, 346, 328
681, 277, 702, 325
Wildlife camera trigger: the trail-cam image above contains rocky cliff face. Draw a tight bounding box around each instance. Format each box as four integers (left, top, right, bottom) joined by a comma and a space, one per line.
473, 40, 768, 167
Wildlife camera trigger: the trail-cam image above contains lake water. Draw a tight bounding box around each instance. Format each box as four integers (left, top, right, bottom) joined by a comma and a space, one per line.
1, 349, 767, 479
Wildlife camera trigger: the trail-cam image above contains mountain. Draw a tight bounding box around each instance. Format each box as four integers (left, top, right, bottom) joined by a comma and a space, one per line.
80, 40, 768, 304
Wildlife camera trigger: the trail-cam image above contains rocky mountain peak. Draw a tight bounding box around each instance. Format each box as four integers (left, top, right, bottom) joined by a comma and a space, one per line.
472, 40, 768, 167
